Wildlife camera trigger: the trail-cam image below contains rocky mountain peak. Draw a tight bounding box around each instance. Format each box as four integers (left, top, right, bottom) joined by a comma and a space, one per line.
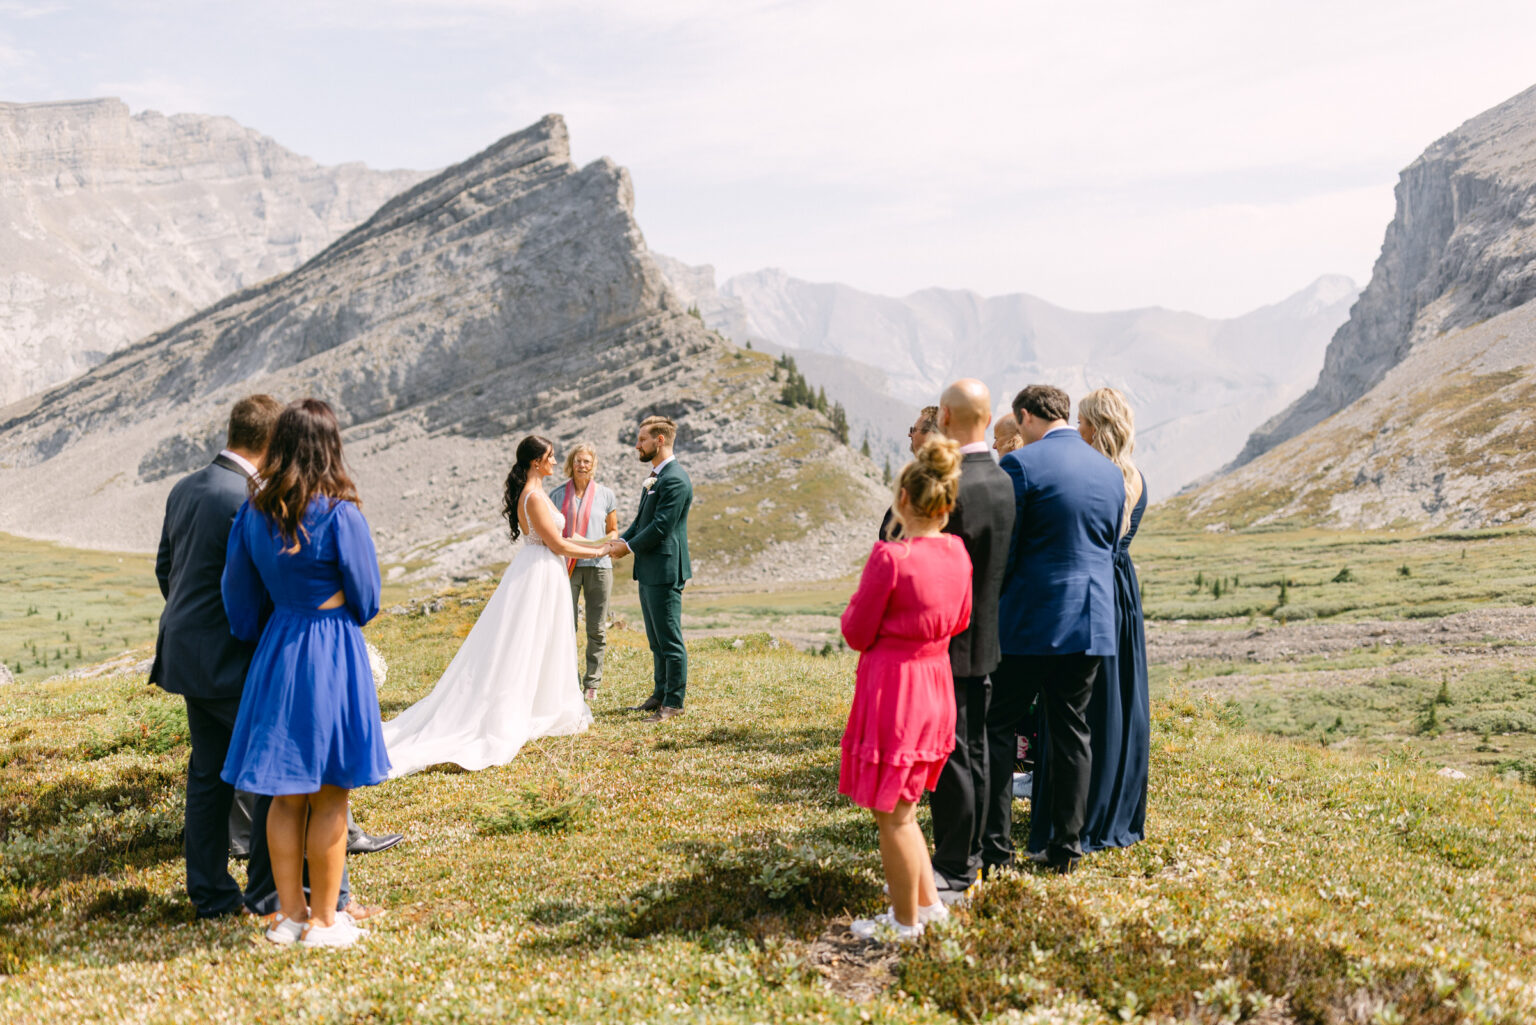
0, 116, 887, 583
0, 98, 426, 405
1232, 81, 1536, 468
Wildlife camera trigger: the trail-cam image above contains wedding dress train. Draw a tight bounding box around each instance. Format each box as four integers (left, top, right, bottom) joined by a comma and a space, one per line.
381, 497, 592, 777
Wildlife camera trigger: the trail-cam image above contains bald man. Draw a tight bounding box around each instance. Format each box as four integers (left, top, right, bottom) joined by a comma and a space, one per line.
993, 411, 1022, 456
931, 379, 1016, 900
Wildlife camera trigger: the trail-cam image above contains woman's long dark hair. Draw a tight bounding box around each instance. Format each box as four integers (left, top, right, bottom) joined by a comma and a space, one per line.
502, 435, 553, 542
252, 398, 360, 552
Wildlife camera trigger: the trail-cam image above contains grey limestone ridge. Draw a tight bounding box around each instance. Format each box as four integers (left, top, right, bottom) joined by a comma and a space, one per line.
0, 98, 427, 405
0, 115, 888, 583
1233, 82, 1536, 468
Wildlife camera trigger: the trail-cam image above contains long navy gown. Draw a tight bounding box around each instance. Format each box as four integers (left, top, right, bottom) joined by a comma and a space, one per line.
1028, 474, 1149, 854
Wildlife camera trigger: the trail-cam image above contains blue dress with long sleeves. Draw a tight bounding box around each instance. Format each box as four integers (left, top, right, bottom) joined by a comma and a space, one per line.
1029, 474, 1150, 854
220, 497, 391, 795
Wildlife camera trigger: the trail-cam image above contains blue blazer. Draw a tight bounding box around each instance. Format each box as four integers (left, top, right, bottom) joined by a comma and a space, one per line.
998, 430, 1125, 657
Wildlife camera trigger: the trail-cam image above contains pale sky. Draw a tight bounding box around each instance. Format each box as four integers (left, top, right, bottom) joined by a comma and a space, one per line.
3, 0, 1536, 316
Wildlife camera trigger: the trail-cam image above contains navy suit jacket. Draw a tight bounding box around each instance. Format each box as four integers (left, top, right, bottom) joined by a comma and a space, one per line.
998, 430, 1124, 657
150, 455, 260, 700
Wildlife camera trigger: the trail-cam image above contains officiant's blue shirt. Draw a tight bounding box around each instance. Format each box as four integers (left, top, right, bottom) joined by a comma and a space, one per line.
550, 480, 618, 568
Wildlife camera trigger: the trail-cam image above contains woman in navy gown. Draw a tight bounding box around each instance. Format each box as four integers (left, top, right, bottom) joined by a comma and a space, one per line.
1028, 387, 1149, 855
221, 398, 390, 948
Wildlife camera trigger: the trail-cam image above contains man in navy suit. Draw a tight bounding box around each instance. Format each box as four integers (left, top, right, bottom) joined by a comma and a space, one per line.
982, 384, 1124, 874
153, 396, 397, 919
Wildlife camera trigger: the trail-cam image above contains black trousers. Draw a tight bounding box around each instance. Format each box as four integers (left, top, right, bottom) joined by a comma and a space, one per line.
982, 652, 1101, 866
182, 695, 350, 917
182, 695, 246, 916
929, 674, 990, 885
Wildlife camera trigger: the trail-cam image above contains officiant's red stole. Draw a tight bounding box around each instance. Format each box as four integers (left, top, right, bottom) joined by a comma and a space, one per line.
561, 480, 596, 576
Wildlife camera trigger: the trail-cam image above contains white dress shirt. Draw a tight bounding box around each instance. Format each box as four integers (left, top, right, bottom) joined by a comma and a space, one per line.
219, 449, 259, 479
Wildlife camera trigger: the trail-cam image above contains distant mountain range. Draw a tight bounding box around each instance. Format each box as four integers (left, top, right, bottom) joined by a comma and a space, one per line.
657, 256, 1358, 493
1181, 81, 1536, 529
0, 116, 887, 583
0, 98, 426, 405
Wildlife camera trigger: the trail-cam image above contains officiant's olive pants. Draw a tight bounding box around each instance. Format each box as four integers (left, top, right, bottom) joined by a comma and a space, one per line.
569, 565, 612, 690
638, 582, 687, 708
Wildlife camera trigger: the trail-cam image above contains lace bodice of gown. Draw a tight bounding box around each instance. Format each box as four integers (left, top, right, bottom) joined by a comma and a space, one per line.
522, 492, 565, 549
1118, 473, 1148, 555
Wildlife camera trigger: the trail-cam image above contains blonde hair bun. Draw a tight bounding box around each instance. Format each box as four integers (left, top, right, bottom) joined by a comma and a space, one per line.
898, 437, 963, 520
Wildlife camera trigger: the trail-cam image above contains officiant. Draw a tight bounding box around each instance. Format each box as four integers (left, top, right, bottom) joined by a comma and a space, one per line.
550, 442, 619, 702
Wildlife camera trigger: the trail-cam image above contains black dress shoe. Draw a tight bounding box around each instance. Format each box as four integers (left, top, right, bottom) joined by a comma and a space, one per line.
347, 831, 405, 855
228, 844, 251, 861
628, 696, 662, 712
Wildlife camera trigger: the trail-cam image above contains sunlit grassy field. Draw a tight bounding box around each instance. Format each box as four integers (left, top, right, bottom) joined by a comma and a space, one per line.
1134, 517, 1536, 623
0, 573, 1533, 1022
0, 533, 163, 683
3, 525, 1536, 1020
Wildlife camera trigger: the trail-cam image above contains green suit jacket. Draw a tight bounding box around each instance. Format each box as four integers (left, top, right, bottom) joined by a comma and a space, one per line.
620, 460, 693, 587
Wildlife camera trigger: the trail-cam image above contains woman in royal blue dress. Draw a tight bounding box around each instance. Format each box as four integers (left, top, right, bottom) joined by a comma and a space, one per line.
1028, 387, 1150, 856
221, 398, 390, 948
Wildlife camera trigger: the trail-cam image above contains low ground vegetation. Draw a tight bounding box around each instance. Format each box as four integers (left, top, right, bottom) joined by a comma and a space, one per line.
0, 572, 1532, 1022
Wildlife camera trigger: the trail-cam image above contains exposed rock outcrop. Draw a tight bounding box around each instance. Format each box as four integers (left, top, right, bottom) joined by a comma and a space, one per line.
1233, 83, 1536, 467
0, 98, 426, 405
0, 116, 886, 583
1175, 299, 1536, 529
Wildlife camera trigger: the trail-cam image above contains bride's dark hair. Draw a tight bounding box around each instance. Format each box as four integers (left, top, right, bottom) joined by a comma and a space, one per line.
502, 435, 554, 542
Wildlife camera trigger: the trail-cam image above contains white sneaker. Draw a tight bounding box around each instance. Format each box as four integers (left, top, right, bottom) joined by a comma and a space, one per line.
264, 913, 304, 946
918, 901, 950, 925
850, 909, 923, 942
299, 918, 362, 948
1012, 772, 1033, 799
336, 909, 370, 935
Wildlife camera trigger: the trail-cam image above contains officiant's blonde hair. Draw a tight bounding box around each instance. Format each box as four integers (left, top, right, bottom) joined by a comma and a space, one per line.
563, 442, 598, 479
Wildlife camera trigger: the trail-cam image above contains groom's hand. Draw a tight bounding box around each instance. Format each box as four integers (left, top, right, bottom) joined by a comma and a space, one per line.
608, 539, 631, 560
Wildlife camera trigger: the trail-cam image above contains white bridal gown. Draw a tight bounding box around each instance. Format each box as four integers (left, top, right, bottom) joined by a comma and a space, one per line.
381, 495, 592, 777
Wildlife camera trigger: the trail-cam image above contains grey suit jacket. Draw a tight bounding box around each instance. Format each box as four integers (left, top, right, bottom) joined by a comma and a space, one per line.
150, 455, 263, 700
944, 450, 1016, 679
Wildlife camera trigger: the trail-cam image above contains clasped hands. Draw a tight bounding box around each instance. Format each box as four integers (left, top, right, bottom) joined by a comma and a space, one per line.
593, 539, 630, 560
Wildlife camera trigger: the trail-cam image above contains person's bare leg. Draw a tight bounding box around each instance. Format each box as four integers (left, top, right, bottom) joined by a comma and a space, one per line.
875, 803, 922, 926
268, 794, 310, 923
911, 817, 941, 909
304, 785, 349, 928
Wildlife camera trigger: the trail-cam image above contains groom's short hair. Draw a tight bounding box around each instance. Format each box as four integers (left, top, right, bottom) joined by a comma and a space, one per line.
639, 415, 677, 443
1012, 385, 1071, 425
226, 394, 283, 452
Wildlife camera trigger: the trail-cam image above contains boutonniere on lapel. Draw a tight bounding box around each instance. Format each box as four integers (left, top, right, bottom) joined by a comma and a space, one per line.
642, 476, 658, 493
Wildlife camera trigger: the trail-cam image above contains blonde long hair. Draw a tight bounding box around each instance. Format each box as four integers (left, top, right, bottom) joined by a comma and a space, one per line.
1078, 388, 1139, 534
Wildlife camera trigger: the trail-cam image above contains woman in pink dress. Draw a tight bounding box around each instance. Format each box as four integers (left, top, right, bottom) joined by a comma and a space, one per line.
840, 438, 972, 941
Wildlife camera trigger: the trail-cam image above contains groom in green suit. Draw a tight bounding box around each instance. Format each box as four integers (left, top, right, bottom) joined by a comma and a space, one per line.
608, 415, 693, 722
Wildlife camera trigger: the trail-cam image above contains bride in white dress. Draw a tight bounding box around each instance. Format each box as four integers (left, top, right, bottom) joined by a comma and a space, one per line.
382, 435, 598, 777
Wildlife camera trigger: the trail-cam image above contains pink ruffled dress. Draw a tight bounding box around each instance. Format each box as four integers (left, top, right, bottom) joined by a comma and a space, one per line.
839, 536, 973, 812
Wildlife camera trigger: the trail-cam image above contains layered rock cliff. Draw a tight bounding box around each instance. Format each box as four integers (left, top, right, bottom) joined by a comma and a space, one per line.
0, 98, 425, 404
0, 116, 885, 582
1233, 83, 1536, 466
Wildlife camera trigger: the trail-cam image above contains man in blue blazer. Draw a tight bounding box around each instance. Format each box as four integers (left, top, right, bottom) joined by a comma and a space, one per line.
982, 384, 1124, 874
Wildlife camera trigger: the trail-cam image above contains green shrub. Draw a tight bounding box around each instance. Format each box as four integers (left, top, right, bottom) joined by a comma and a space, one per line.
475, 779, 593, 835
